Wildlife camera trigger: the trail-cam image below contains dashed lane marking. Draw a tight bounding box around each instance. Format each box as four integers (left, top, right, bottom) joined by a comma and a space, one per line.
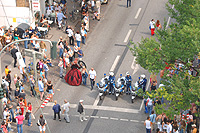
120, 119, 129, 121
110, 55, 120, 72
135, 8, 142, 19
100, 116, 109, 119
130, 120, 139, 122
110, 117, 119, 120
124, 30, 132, 43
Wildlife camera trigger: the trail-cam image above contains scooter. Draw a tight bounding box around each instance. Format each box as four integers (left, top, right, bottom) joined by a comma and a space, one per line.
113, 82, 124, 101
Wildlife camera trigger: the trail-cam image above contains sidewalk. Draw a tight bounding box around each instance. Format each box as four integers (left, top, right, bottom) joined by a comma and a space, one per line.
0, 1, 111, 132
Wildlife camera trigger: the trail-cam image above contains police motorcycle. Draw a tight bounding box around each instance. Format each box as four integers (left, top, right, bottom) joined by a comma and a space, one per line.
134, 74, 147, 100
130, 86, 137, 103
113, 75, 125, 100
96, 73, 109, 100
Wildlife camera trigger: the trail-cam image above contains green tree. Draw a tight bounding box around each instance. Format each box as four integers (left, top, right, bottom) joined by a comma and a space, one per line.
130, 0, 200, 118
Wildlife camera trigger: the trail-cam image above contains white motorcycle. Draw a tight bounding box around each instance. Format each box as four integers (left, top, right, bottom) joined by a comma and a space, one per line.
96, 76, 109, 100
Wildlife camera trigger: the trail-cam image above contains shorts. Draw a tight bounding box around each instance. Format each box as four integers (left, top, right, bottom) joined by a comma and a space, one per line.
39, 126, 46, 131
48, 89, 53, 94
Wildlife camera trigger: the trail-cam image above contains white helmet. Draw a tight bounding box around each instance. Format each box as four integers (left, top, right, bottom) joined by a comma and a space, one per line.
126, 72, 130, 76
109, 72, 114, 76
159, 84, 165, 88
141, 74, 146, 79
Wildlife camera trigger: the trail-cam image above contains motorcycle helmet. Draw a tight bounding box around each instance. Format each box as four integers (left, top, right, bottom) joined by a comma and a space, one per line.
141, 74, 146, 79
126, 72, 130, 76
104, 73, 106, 77
109, 72, 114, 76
120, 74, 122, 77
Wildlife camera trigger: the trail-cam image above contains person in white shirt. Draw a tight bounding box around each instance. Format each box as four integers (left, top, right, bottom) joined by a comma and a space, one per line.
63, 99, 70, 123
144, 116, 152, 133
149, 19, 155, 36
91, 0, 95, 12
68, 47, 74, 63
73, 43, 78, 58
3, 108, 9, 119
66, 27, 74, 45
58, 58, 64, 78
89, 68, 96, 90
75, 31, 81, 47
0, 27, 4, 37
167, 120, 172, 133
146, 97, 153, 116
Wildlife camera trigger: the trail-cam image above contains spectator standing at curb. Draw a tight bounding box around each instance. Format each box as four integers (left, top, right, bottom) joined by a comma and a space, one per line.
77, 100, 87, 122
38, 77, 44, 101
89, 68, 96, 90
75, 31, 81, 47
150, 110, 156, 131
127, 0, 131, 8
66, 26, 74, 46
63, 99, 70, 123
146, 97, 153, 116
144, 116, 152, 133
30, 75, 36, 97
96, 0, 101, 14
40, 41, 47, 53
43, 61, 49, 80
57, 37, 64, 58
81, 27, 87, 45
81, 66, 88, 85
38, 114, 47, 133
16, 111, 24, 133
52, 100, 61, 121
26, 102, 32, 126
6, 70, 12, 91
78, 47, 83, 60
91, 0, 95, 13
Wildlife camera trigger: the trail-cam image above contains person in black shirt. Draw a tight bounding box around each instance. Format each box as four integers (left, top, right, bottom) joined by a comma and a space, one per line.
10, 46, 18, 67
6, 70, 12, 91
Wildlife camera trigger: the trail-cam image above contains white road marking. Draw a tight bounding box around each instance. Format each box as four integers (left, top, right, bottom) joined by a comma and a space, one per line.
90, 116, 99, 118
166, 5, 174, 28
110, 55, 120, 72
110, 117, 119, 120
93, 94, 100, 106
100, 116, 109, 119
134, 8, 142, 19
124, 30, 132, 43
131, 57, 139, 75
43, 112, 49, 115
139, 79, 150, 111
130, 120, 139, 122
120, 119, 129, 121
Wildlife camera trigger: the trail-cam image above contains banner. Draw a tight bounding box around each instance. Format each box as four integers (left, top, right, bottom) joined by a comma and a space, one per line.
32, 0, 40, 11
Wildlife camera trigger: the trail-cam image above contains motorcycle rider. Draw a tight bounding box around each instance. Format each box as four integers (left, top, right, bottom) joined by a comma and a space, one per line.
125, 72, 132, 95
140, 74, 147, 92
108, 72, 115, 95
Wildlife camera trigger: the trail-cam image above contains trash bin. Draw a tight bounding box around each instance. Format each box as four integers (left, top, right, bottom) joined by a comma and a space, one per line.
51, 41, 57, 59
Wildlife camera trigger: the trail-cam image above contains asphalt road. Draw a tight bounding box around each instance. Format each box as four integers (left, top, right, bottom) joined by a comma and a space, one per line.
23, 0, 170, 132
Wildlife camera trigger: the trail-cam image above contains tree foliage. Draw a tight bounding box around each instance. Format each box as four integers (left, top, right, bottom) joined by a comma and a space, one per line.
130, 0, 200, 118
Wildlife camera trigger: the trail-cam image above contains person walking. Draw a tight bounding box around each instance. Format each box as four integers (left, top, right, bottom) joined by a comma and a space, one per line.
6, 70, 12, 91
43, 61, 49, 80
89, 68, 96, 90
16, 111, 24, 133
57, 37, 64, 58
75, 31, 81, 47
38, 114, 47, 133
77, 100, 87, 122
127, 0, 131, 7
38, 77, 44, 101
52, 100, 61, 121
144, 116, 152, 133
11, 46, 18, 67
63, 99, 70, 123
149, 19, 155, 36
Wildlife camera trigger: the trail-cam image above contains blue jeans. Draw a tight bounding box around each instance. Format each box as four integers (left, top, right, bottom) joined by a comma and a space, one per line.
127, 0, 131, 7
9, 109, 14, 121
147, 105, 153, 116
59, 48, 64, 57
45, 71, 48, 80
82, 75, 87, 85
17, 124, 23, 133
24, 40, 28, 49
7, 126, 11, 132
77, 41, 81, 47
109, 83, 114, 93
82, 36, 86, 44
146, 128, 151, 133
28, 114, 31, 126
144, 99, 148, 113
90, 79, 95, 89
126, 84, 131, 93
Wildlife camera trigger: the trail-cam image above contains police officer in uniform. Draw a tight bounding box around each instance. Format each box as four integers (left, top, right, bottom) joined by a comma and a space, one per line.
125, 72, 132, 94
108, 72, 115, 95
